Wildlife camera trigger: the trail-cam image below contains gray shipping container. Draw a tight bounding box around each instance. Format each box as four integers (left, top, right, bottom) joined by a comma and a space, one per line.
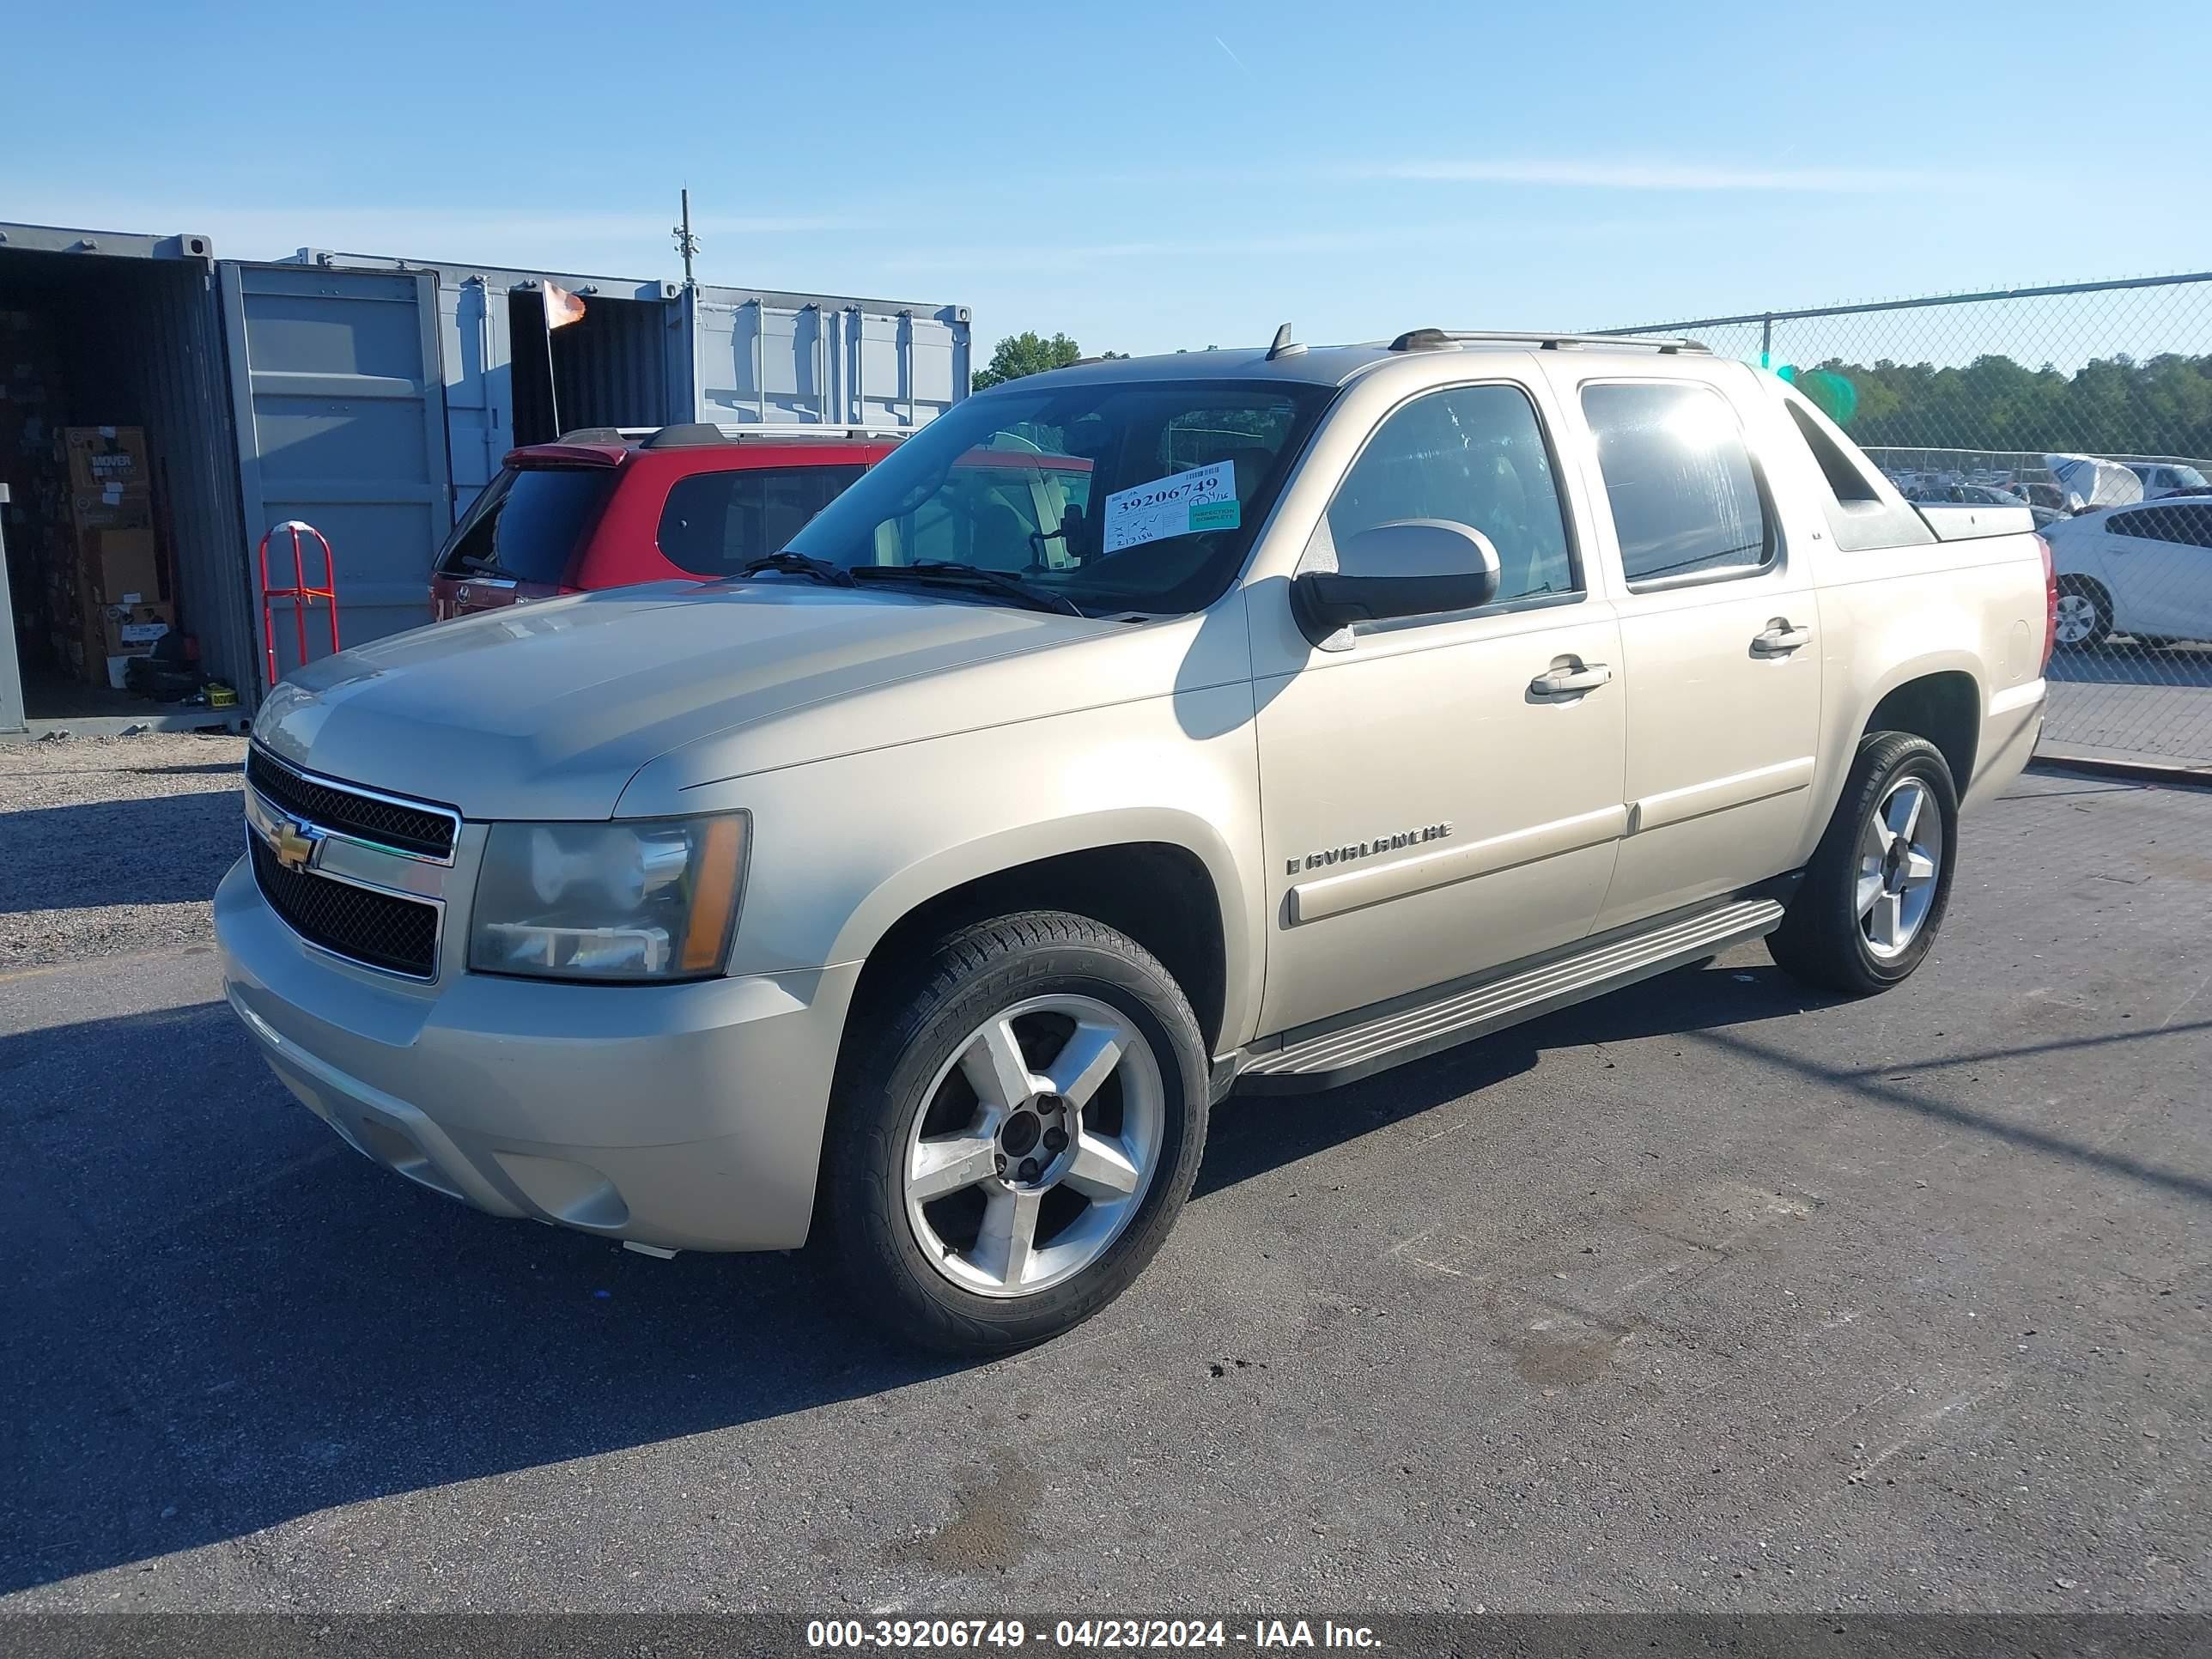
0, 222, 969, 735
283, 248, 972, 515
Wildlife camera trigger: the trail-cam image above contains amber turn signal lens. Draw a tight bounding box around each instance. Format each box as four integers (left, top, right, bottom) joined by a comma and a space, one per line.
680, 816, 744, 973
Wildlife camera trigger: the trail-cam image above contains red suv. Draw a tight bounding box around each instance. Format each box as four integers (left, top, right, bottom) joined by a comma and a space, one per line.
430, 423, 902, 620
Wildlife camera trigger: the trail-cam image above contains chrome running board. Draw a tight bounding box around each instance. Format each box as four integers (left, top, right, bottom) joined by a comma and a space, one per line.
1237, 896, 1787, 1093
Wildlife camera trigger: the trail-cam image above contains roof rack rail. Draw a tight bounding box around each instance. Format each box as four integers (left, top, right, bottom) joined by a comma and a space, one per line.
1388, 328, 1710, 355
640, 421, 912, 449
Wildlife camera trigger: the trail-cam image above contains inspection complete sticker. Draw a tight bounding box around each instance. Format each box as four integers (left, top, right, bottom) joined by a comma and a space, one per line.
1101, 459, 1241, 553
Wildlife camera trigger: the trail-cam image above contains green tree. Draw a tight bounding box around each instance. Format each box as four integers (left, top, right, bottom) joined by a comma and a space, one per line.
1784, 352, 2212, 461
970, 331, 1122, 390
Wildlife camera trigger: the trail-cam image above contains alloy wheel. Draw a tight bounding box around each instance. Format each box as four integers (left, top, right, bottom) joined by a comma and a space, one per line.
1856, 777, 1942, 959
902, 994, 1164, 1298
2053, 592, 2100, 645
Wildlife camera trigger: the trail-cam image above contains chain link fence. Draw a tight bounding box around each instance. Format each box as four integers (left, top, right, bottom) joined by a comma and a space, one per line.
1603, 275, 2212, 775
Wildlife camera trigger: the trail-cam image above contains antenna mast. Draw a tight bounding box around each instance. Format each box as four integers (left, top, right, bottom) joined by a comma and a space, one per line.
673, 188, 700, 287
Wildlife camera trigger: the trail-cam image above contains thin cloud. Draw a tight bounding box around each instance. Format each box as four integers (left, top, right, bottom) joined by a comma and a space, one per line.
1341, 157, 1929, 192
883, 216, 1664, 275
1213, 35, 1251, 75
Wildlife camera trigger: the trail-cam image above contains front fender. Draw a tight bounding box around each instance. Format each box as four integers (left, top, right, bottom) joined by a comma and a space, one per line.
833, 805, 1257, 1043
672, 688, 1268, 1051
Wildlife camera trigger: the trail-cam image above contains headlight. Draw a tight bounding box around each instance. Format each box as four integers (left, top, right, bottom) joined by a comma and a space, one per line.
469, 814, 747, 981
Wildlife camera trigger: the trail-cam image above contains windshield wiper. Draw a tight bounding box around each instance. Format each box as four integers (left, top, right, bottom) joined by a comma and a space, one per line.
734, 550, 854, 587
850, 561, 1085, 617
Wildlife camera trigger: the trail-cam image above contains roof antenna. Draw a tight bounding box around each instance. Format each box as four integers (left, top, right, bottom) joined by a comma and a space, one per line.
672, 187, 700, 289
1266, 322, 1305, 360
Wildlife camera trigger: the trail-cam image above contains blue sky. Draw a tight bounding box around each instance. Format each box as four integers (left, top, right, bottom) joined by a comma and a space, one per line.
6, 0, 2208, 358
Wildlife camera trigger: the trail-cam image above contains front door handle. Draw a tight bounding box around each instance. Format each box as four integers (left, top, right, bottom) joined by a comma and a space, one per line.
1752, 623, 1814, 655
1530, 662, 1613, 697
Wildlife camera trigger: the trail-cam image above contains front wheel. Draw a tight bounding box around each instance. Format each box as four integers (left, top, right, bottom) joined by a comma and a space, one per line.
1768, 733, 1958, 996
823, 911, 1209, 1353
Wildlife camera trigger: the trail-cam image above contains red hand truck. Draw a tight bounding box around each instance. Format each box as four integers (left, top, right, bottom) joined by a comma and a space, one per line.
258, 520, 339, 687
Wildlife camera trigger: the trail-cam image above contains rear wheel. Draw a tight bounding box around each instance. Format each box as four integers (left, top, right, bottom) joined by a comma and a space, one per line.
824, 911, 1209, 1353
2053, 577, 2112, 648
1769, 733, 1958, 996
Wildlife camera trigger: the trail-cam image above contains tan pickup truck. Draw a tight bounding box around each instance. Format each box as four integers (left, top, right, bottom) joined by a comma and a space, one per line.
218, 328, 2052, 1352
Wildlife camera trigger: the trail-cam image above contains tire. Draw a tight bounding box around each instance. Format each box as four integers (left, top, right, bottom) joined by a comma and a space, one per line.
823, 910, 1210, 1354
2053, 577, 2112, 648
1768, 732, 1958, 997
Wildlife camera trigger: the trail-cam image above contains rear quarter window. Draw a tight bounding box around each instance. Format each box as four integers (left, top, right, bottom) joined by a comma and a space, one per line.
1771, 386, 1935, 553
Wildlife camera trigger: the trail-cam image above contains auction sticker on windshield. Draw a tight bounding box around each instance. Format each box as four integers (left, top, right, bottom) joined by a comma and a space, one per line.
1102, 460, 1240, 553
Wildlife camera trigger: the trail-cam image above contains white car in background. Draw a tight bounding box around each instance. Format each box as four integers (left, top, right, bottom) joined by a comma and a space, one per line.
2126, 461, 2210, 501
2045, 499, 2212, 647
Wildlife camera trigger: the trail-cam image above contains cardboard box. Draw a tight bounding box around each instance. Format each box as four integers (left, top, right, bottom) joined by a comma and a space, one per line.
61, 427, 150, 495
69, 485, 152, 532
76, 597, 173, 680
78, 524, 161, 604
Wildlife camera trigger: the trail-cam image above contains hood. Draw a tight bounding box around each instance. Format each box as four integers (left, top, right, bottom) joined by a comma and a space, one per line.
2044, 453, 2143, 511
252, 583, 1133, 820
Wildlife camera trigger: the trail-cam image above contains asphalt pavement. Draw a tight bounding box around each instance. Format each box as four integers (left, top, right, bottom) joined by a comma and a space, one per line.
2045, 644, 2212, 767
1, 770, 2207, 1614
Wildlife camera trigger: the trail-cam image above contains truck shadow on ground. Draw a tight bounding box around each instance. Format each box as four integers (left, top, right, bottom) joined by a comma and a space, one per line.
3, 957, 2200, 1595
1194, 962, 1841, 1198
0, 788, 243, 915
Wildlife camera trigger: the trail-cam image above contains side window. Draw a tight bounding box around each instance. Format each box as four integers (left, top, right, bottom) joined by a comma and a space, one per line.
2108, 507, 2167, 542
1582, 381, 1773, 585
657, 465, 866, 577
2173, 501, 2212, 550
1321, 384, 1578, 605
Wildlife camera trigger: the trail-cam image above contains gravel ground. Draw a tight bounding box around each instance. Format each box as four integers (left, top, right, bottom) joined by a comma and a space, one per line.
0, 732, 246, 969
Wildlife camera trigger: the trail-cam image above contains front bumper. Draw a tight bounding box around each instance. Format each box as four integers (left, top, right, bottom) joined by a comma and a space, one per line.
215, 854, 858, 1251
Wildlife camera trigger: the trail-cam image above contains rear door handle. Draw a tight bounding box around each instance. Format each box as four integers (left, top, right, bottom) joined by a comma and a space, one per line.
1530, 662, 1613, 697
1752, 623, 1814, 655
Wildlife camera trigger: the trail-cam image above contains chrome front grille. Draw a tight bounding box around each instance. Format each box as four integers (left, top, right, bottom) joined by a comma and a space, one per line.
249, 837, 441, 978
243, 747, 457, 979
246, 746, 459, 860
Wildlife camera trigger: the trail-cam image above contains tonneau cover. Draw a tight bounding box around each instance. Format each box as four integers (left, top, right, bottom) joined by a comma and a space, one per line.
1915, 503, 2036, 541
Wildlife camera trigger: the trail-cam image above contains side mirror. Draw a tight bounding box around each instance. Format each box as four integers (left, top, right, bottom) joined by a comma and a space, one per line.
1291, 519, 1502, 641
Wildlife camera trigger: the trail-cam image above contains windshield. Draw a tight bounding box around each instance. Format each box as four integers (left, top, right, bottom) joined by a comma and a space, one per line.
783, 379, 1330, 616
437, 466, 616, 585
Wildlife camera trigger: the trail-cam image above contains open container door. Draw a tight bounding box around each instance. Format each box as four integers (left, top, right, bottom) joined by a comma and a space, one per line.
221, 263, 453, 685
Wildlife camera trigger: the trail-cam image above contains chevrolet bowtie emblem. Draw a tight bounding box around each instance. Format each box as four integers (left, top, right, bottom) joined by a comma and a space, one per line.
271, 817, 319, 873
